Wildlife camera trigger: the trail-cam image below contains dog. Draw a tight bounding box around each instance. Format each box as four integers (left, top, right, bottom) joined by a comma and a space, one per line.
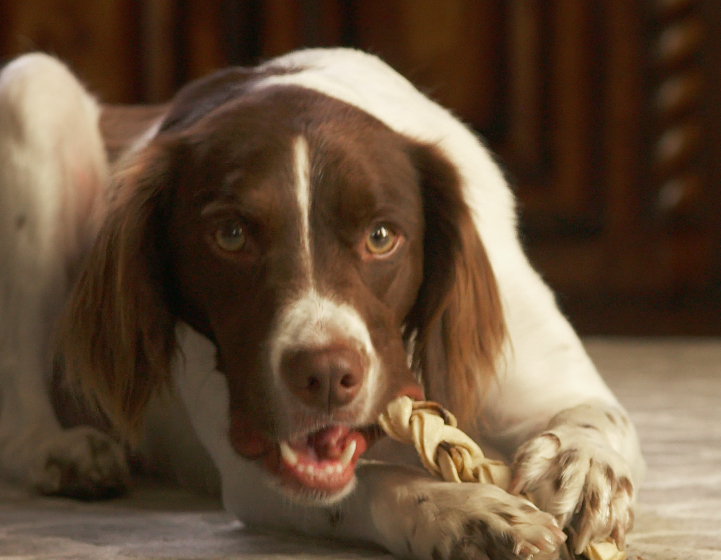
0, 48, 644, 559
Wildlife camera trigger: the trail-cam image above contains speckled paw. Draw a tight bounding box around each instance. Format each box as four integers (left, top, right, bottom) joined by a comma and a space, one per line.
384, 481, 566, 560
32, 426, 129, 500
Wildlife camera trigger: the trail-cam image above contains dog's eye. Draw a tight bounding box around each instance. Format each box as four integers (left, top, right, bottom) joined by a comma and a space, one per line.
214, 221, 247, 252
366, 224, 398, 256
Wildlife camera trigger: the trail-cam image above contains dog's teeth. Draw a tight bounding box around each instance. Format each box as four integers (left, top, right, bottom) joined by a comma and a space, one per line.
279, 441, 298, 466
339, 439, 357, 468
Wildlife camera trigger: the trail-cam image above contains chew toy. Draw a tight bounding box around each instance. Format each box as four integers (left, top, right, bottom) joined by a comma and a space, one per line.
378, 396, 625, 560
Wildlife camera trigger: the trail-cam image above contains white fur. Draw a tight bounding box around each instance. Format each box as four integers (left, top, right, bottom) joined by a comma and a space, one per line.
268, 289, 382, 427
272, 137, 382, 425
0, 49, 644, 558
292, 136, 313, 280
0, 54, 126, 493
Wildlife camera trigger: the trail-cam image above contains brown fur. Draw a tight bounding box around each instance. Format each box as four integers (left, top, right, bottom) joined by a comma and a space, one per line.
58, 143, 177, 440
406, 144, 506, 429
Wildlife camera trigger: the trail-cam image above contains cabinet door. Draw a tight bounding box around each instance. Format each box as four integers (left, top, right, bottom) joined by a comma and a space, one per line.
0, 0, 142, 102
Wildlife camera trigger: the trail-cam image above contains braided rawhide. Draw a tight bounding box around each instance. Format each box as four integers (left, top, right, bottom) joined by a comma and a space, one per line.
378, 396, 625, 560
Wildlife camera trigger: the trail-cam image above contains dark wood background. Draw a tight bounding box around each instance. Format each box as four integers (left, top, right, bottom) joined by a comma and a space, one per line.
2, 0, 719, 335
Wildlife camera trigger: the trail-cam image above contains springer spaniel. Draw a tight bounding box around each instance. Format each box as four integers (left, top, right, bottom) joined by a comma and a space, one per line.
0, 49, 644, 559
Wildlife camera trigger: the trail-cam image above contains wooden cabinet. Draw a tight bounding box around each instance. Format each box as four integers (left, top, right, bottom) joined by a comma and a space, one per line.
0, 0, 142, 102
2, 0, 719, 333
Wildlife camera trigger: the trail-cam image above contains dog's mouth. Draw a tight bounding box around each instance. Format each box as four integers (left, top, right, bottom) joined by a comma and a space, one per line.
230, 410, 383, 500
229, 384, 423, 501
273, 424, 382, 497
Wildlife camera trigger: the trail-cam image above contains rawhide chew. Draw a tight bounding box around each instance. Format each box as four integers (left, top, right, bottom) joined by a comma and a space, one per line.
378, 396, 625, 560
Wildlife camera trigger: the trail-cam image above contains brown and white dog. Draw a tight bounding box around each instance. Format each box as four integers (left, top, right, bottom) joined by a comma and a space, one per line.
0, 49, 643, 559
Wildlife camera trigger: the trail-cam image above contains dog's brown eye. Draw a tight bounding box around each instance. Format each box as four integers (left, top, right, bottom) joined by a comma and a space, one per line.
215, 221, 246, 252
366, 224, 398, 256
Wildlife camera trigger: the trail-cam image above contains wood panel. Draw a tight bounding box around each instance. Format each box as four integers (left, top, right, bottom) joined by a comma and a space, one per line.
602, 0, 648, 291
184, 0, 227, 81
504, 1, 546, 175
141, 0, 179, 102
496, 0, 720, 299
702, 0, 721, 283
0, 0, 142, 102
351, 0, 504, 133
649, 0, 717, 291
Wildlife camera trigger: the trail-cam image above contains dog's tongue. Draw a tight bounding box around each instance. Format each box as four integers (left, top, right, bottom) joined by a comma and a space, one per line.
303, 425, 349, 460
278, 425, 366, 494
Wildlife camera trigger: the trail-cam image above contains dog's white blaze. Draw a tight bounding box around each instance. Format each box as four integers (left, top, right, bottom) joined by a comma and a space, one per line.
292, 136, 313, 283
270, 289, 381, 418
267, 139, 381, 420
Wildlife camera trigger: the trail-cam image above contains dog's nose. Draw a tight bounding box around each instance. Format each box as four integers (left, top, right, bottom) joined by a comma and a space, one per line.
281, 345, 365, 410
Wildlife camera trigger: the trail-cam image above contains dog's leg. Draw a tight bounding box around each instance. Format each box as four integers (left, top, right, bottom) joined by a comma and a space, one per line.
332, 463, 568, 560
216, 458, 566, 560
0, 54, 128, 498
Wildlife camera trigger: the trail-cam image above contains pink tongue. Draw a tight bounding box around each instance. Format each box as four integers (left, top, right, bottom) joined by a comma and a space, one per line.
299, 425, 351, 460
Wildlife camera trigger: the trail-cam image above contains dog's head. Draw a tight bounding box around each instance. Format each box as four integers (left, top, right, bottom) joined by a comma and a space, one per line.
60, 66, 505, 504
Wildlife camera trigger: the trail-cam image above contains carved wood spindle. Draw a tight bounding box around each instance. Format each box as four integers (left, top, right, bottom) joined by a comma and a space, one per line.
652, 1, 705, 225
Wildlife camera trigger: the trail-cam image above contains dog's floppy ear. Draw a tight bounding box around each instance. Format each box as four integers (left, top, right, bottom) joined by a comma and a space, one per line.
58, 140, 178, 441
405, 143, 506, 429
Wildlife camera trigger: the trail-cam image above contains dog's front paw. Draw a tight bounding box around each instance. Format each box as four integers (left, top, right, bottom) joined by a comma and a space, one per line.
376, 480, 566, 560
31, 426, 129, 500
511, 408, 636, 553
